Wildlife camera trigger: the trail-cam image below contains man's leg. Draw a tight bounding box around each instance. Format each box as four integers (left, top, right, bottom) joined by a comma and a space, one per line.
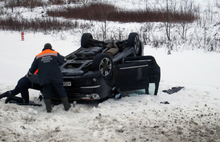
5, 95, 24, 104
0, 91, 10, 100
4, 85, 24, 103
18, 76, 32, 103
5, 76, 31, 103
0, 77, 22, 100
53, 83, 71, 111
42, 84, 52, 113
10, 85, 21, 96
11, 76, 28, 96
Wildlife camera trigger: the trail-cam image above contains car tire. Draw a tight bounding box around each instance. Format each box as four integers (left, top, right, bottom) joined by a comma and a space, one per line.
128, 32, 142, 56
81, 33, 93, 48
92, 53, 113, 79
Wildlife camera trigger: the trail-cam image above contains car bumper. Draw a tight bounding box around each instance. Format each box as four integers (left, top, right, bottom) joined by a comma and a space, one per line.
58, 71, 112, 101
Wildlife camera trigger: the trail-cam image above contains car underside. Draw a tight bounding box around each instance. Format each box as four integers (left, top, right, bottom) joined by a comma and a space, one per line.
30, 32, 160, 103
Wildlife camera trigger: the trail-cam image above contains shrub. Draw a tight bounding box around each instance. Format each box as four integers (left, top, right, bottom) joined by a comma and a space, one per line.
4, 0, 46, 11
0, 16, 87, 32
47, 2, 198, 23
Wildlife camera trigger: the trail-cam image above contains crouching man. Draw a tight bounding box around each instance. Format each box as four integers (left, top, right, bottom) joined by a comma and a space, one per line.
27, 43, 71, 113
0, 75, 32, 104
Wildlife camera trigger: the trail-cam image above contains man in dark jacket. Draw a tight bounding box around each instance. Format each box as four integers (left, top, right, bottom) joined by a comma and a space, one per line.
27, 43, 71, 113
0, 75, 32, 103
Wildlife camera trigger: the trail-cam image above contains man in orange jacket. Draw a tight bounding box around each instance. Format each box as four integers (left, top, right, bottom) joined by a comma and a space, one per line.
27, 43, 71, 113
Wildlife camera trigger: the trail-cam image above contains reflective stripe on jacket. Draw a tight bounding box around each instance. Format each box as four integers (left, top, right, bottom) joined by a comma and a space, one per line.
36, 50, 58, 59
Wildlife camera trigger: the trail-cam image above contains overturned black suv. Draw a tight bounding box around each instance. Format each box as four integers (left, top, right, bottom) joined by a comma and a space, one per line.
31, 32, 160, 102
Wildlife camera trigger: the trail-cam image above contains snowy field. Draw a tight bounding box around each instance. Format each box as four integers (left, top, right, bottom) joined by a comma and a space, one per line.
0, 31, 220, 142
0, 0, 220, 141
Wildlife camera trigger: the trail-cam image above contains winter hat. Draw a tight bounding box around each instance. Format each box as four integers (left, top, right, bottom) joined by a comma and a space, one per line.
42, 43, 52, 51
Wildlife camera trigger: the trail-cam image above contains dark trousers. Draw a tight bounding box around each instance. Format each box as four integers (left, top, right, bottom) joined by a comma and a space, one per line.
41, 83, 67, 99
10, 76, 32, 103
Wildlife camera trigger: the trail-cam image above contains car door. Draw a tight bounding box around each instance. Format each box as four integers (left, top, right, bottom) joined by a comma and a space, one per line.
114, 57, 149, 92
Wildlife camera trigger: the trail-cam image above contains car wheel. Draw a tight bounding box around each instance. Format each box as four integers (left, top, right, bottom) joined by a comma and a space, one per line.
128, 32, 142, 56
81, 33, 93, 48
92, 53, 113, 79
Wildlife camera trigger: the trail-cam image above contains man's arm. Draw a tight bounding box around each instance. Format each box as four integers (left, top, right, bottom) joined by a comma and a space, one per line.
57, 53, 65, 65
27, 57, 38, 77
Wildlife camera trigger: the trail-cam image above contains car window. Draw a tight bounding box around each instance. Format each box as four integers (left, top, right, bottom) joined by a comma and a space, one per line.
120, 83, 156, 97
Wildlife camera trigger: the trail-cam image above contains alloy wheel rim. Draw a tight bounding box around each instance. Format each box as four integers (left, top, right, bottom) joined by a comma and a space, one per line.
99, 57, 112, 76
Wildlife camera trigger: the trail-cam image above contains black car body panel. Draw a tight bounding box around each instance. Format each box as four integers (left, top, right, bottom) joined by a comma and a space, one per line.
30, 33, 160, 102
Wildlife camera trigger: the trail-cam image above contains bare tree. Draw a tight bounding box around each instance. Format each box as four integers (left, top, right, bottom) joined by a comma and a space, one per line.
97, 3, 115, 40
5, 0, 16, 12
164, 0, 173, 41
179, 0, 195, 39
141, 22, 154, 45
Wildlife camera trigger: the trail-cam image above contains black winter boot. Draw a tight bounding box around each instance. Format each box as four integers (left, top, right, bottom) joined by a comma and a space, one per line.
5, 94, 24, 104
0, 91, 10, 100
61, 97, 71, 111
44, 99, 52, 113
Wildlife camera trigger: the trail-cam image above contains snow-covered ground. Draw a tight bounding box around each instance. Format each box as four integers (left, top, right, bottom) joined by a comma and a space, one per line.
0, 0, 220, 141
0, 31, 220, 142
